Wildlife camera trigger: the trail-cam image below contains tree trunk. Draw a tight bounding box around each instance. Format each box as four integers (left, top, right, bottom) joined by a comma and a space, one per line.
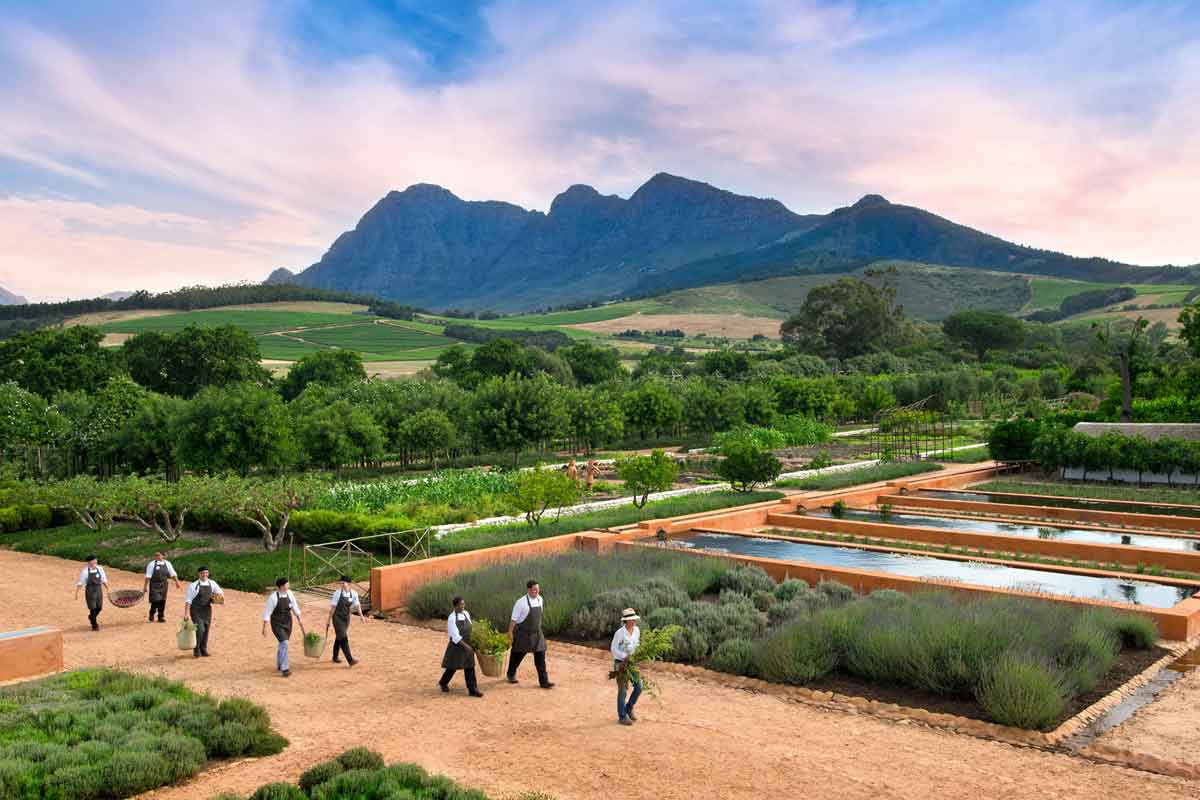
1119, 355, 1134, 423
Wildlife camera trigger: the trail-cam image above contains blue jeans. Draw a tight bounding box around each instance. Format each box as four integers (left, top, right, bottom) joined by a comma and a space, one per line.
616, 660, 642, 720
277, 639, 289, 672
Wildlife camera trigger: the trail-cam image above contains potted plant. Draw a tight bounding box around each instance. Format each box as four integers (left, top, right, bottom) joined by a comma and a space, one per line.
177, 619, 197, 651
303, 631, 325, 658
468, 619, 510, 678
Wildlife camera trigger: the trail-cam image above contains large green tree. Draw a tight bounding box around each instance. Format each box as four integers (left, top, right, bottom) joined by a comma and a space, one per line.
396, 408, 457, 468
470, 374, 568, 465
175, 382, 297, 474
293, 399, 385, 470
780, 278, 905, 359
0, 327, 123, 397
620, 379, 683, 439
1180, 302, 1200, 358
280, 349, 367, 401
942, 311, 1025, 361
124, 324, 269, 397
561, 342, 623, 385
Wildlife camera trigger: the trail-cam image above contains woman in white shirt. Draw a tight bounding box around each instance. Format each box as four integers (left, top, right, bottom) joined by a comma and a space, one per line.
261, 577, 306, 677
439, 596, 483, 697
73, 555, 108, 631
611, 608, 642, 726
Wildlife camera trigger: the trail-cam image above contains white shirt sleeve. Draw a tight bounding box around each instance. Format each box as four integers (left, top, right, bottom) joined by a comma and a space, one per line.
448, 611, 471, 644
610, 628, 625, 660
145, 562, 155, 578
210, 580, 224, 596
611, 626, 640, 661
166, 560, 177, 578
97, 567, 108, 584
263, 593, 278, 620
511, 597, 527, 624
185, 581, 197, 603
76, 567, 89, 586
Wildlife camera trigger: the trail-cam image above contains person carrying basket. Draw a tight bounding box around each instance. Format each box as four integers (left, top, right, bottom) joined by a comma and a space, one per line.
261, 577, 306, 677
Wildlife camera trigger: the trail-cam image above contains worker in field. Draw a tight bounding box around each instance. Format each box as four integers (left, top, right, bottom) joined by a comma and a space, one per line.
506, 579, 554, 688
565, 458, 578, 482
183, 566, 224, 658
585, 459, 600, 490
439, 595, 483, 697
262, 577, 306, 677
611, 608, 643, 726
326, 574, 366, 667
74, 555, 108, 631
143, 551, 181, 623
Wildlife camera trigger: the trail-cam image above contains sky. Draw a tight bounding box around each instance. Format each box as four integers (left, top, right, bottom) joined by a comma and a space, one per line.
1, 0, 1198, 301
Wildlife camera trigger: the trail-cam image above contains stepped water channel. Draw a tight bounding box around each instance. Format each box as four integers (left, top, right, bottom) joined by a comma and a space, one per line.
668, 532, 1195, 609
919, 489, 1200, 519
806, 508, 1200, 552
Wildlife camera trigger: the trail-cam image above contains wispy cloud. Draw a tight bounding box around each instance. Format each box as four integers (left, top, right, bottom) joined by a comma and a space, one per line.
0, 0, 1197, 300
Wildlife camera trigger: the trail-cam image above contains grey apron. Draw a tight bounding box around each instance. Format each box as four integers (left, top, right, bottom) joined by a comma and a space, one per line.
270, 592, 293, 642
84, 568, 103, 611
441, 612, 474, 670
332, 591, 353, 638
513, 596, 546, 653
190, 583, 213, 625
148, 561, 169, 604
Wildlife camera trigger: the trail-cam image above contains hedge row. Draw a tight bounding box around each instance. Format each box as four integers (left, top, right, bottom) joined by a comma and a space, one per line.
1031, 428, 1200, 481
0, 503, 58, 532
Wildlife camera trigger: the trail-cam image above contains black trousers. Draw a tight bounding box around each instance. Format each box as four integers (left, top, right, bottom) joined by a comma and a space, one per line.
148, 599, 166, 620
332, 636, 353, 662
87, 607, 101, 628
440, 667, 478, 692
506, 649, 550, 685
192, 616, 211, 655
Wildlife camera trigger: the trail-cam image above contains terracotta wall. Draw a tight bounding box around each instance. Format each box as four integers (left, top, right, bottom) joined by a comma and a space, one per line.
0, 627, 62, 683
885, 494, 1200, 533
766, 513, 1200, 573
616, 541, 1199, 640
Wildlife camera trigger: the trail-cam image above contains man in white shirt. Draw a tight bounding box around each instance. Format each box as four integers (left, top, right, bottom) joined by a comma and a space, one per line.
506, 579, 553, 688
325, 575, 366, 667
143, 551, 181, 623
74, 555, 108, 631
183, 566, 224, 658
611, 608, 642, 726
439, 596, 483, 697
261, 577, 306, 677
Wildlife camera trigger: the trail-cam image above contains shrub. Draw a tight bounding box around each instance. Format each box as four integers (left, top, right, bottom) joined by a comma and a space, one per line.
987, 418, 1043, 462
218, 697, 271, 729
385, 762, 429, 787
683, 598, 765, 650
103, 749, 173, 797
716, 441, 783, 492
976, 655, 1067, 730
246, 730, 288, 757
250, 782, 308, 800
719, 564, 775, 596
1107, 614, 1158, 649
45, 763, 106, 800
299, 759, 345, 795
816, 580, 854, 605
772, 579, 810, 603
337, 747, 385, 772
0, 507, 21, 532
645, 607, 685, 629
155, 732, 207, 782
665, 627, 709, 663
754, 621, 838, 684
751, 590, 775, 612
709, 639, 756, 675
208, 721, 253, 757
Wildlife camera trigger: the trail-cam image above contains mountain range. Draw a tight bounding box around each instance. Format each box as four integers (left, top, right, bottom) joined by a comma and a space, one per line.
0, 286, 28, 305
271, 173, 1199, 312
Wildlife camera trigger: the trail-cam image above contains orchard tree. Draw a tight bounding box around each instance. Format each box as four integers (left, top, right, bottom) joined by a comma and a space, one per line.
470, 374, 568, 466
616, 450, 679, 507
717, 441, 782, 492
1180, 302, 1200, 358
1093, 317, 1149, 423
0, 326, 123, 397
681, 379, 744, 434
294, 399, 385, 470
123, 324, 269, 397
175, 382, 297, 474
620, 379, 683, 440
396, 408, 457, 468
280, 350, 367, 401
561, 342, 623, 385
214, 474, 323, 551
780, 278, 905, 359
0, 381, 65, 473
112, 393, 187, 478
117, 474, 210, 542
942, 311, 1025, 361
568, 387, 625, 453
39, 475, 120, 531
508, 466, 582, 526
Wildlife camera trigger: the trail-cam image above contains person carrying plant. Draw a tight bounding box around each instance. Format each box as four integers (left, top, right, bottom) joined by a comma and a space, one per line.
506, 579, 554, 688
585, 459, 600, 490
439, 596, 483, 697
325, 575, 366, 667
183, 566, 224, 658
142, 551, 181, 624
262, 577, 306, 677
73, 555, 108, 632
611, 608, 642, 726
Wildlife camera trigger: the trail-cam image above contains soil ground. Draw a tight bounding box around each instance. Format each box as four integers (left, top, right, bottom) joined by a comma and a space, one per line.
262, 360, 436, 378
3, 550, 1198, 799
571, 312, 780, 339
1097, 660, 1200, 765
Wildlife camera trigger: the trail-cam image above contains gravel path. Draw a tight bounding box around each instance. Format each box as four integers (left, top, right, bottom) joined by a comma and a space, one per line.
2, 548, 1195, 800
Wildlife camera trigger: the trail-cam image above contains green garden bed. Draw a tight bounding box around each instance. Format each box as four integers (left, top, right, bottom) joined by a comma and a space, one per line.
407, 550, 1159, 730
775, 462, 942, 491
0, 670, 284, 799
974, 479, 1200, 507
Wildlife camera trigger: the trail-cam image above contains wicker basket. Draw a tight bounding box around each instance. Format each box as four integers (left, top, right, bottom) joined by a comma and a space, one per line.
211, 594, 225, 605
303, 635, 325, 658
476, 651, 504, 678
110, 589, 144, 608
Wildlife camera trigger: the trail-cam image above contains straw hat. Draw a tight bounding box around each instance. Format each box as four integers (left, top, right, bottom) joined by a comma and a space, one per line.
620, 608, 640, 621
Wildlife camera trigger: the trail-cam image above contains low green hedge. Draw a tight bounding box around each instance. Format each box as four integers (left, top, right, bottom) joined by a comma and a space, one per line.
1031, 428, 1200, 480
0, 503, 55, 532
0, 669, 284, 799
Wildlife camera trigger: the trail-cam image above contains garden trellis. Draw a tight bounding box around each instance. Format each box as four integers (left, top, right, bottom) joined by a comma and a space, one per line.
870, 396, 955, 462
297, 527, 432, 609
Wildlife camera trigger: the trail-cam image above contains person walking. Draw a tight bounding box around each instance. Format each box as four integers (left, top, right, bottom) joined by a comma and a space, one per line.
611, 608, 642, 726
182, 566, 224, 658
143, 551, 181, 623
439, 596, 483, 697
73, 555, 108, 631
261, 577, 305, 677
325, 575, 365, 667
506, 579, 553, 688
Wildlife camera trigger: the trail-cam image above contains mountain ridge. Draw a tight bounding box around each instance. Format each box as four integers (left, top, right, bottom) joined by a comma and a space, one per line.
0, 285, 28, 305
278, 173, 1199, 312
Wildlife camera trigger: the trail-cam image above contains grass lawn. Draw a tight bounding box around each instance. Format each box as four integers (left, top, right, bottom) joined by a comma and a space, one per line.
0, 669, 284, 799
776, 462, 943, 491
936, 445, 991, 463
99, 309, 356, 336
973, 480, 1200, 507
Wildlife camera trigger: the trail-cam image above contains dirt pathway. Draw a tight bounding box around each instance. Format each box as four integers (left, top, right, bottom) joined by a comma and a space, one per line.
2, 549, 1196, 800
1097, 666, 1200, 765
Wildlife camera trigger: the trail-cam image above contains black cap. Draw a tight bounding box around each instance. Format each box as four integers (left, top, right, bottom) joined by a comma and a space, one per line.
275, 577, 288, 588
85, 554, 97, 562
339, 574, 352, 583
197, 566, 208, 573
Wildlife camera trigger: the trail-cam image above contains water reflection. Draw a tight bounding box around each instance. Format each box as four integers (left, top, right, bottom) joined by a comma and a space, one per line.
919, 490, 1200, 519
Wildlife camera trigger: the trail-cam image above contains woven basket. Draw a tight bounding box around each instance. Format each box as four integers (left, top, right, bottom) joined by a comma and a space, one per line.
476, 651, 503, 678
303, 635, 326, 658
211, 594, 225, 605
110, 590, 144, 608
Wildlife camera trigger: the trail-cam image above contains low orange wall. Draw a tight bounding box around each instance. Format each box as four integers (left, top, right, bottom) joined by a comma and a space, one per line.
371, 533, 584, 610
0, 627, 63, 682
766, 513, 1200, 573
619, 541, 1199, 641
885, 465, 1003, 492
885, 494, 1200, 533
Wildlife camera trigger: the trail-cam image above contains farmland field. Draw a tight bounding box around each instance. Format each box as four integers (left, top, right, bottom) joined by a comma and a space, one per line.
99, 308, 358, 335
1025, 277, 1195, 313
